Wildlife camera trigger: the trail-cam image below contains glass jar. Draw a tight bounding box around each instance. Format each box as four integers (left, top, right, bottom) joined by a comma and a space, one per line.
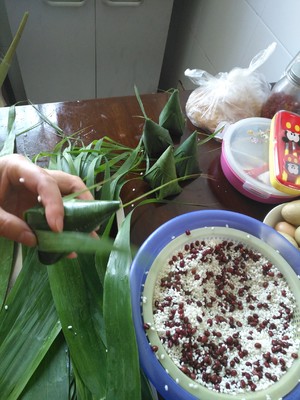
261, 60, 300, 119
285, 50, 300, 75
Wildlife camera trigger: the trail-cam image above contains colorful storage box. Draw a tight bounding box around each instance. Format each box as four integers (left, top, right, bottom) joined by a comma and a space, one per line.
220, 117, 297, 203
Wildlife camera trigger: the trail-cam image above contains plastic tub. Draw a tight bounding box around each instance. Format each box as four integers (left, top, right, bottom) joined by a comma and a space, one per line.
130, 210, 300, 400
220, 117, 296, 203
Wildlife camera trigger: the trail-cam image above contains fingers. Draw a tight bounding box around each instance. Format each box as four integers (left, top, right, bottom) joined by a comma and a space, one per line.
41, 170, 94, 232
5, 157, 65, 232
0, 154, 94, 234
0, 207, 37, 247
45, 169, 94, 200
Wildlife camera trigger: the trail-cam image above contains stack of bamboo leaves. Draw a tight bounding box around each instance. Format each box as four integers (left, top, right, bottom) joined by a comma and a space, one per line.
0, 89, 213, 399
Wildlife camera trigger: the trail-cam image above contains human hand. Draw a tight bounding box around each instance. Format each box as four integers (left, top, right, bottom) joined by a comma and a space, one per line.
0, 154, 94, 247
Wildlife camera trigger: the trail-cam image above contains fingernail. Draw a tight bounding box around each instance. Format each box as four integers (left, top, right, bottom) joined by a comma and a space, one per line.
55, 217, 64, 232
67, 252, 78, 259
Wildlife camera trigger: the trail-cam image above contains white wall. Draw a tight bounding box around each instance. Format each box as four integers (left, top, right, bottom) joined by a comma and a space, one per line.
160, 0, 300, 90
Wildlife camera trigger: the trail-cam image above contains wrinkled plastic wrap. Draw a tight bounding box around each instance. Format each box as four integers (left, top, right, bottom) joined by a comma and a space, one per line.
185, 43, 276, 132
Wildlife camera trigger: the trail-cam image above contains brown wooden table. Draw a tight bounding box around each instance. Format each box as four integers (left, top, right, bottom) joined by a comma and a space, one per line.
0, 91, 274, 247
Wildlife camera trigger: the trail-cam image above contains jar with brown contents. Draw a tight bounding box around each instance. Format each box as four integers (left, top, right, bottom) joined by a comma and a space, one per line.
261, 61, 300, 119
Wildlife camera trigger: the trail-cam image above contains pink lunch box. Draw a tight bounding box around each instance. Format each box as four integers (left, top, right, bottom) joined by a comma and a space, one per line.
220, 117, 297, 204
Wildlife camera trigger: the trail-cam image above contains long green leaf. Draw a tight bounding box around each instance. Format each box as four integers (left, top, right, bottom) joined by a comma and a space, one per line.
0, 239, 15, 309
20, 333, 70, 400
141, 371, 158, 400
0, 248, 61, 400
77, 253, 106, 346
134, 85, 147, 119
109, 141, 144, 199
97, 156, 111, 201
35, 230, 115, 255
47, 256, 107, 399
29, 102, 65, 138
0, 12, 28, 88
0, 103, 19, 309
0, 105, 16, 155
71, 363, 94, 400
103, 211, 141, 400
94, 213, 116, 285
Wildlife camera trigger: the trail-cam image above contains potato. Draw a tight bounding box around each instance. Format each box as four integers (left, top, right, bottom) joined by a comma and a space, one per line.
295, 226, 300, 246
274, 221, 296, 238
279, 232, 299, 248
281, 200, 300, 225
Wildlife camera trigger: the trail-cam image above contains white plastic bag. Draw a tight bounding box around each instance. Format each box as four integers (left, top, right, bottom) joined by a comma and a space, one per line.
185, 42, 276, 132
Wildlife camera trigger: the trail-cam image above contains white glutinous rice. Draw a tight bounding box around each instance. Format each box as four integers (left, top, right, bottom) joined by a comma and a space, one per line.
150, 236, 300, 395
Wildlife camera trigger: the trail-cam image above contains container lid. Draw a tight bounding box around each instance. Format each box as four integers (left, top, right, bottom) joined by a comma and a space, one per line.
289, 61, 300, 86
222, 117, 295, 200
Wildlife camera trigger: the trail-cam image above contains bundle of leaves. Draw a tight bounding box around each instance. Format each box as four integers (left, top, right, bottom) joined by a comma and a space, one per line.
158, 88, 186, 139
0, 90, 215, 400
134, 86, 206, 199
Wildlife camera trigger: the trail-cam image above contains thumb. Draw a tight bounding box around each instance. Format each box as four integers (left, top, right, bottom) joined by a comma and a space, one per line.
0, 207, 37, 247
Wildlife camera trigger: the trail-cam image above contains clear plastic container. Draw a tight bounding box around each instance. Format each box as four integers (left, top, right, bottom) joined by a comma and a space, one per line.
220, 117, 297, 203
261, 60, 300, 119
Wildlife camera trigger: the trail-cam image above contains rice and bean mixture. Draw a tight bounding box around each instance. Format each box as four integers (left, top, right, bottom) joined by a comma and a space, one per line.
149, 231, 300, 394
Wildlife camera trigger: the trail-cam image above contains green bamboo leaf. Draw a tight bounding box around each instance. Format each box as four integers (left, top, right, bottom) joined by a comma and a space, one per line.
158, 89, 186, 138
97, 158, 112, 201
0, 105, 16, 155
106, 150, 135, 173
25, 199, 120, 232
35, 230, 110, 253
78, 143, 103, 185
0, 248, 61, 400
174, 130, 201, 178
141, 371, 158, 400
134, 85, 147, 119
72, 143, 92, 177
49, 142, 76, 174
48, 150, 67, 172
134, 86, 173, 159
0, 239, 15, 309
143, 146, 182, 200
71, 364, 94, 400
94, 211, 119, 287
76, 253, 106, 346
0, 104, 20, 306
142, 118, 173, 159
106, 140, 143, 200
20, 333, 70, 400
62, 147, 78, 175
85, 154, 104, 196
104, 211, 141, 400
25, 199, 120, 264
0, 12, 28, 88
197, 128, 219, 145
47, 256, 107, 399
29, 102, 65, 138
